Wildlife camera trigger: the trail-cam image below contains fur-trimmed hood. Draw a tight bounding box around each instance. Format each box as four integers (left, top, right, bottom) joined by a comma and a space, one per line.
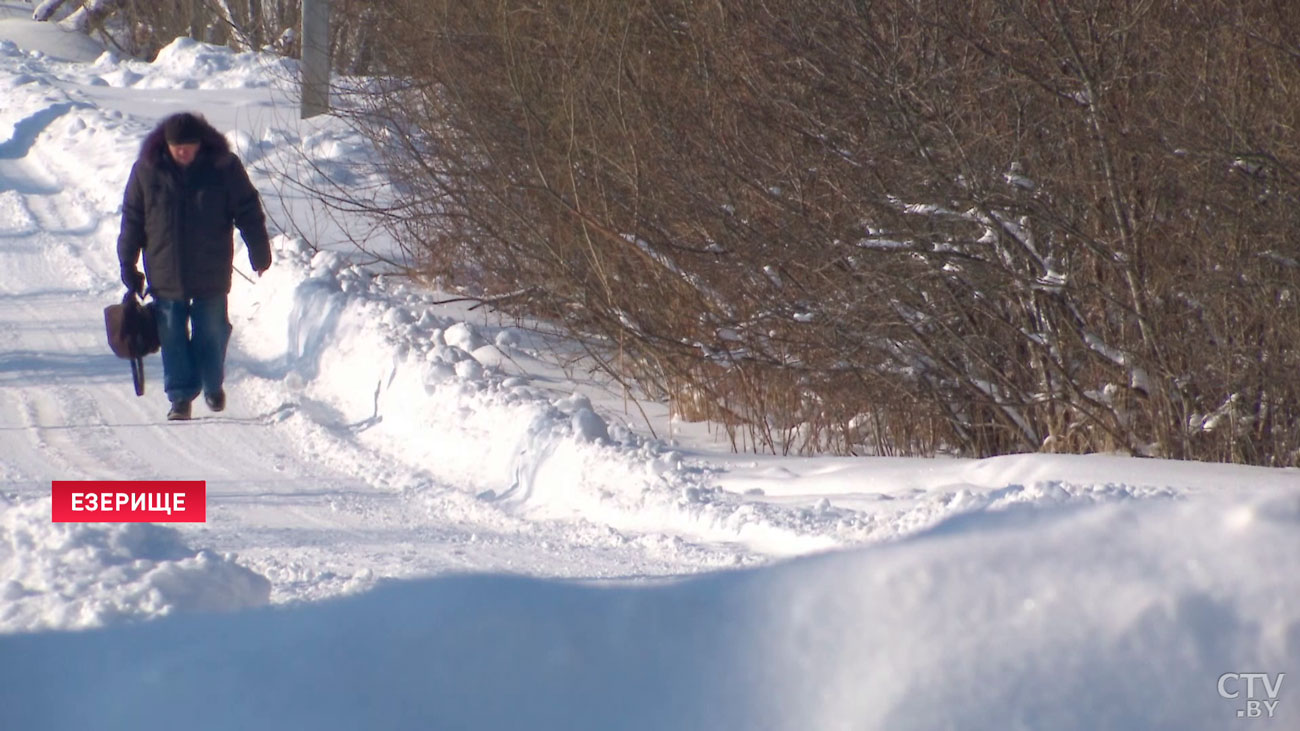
137, 112, 232, 168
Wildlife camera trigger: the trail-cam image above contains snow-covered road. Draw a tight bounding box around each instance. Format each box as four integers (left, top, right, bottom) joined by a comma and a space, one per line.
0, 31, 763, 624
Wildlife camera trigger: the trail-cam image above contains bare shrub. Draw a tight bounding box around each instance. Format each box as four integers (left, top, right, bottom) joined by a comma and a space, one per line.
32, 0, 384, 71
296, 0, 1300, 463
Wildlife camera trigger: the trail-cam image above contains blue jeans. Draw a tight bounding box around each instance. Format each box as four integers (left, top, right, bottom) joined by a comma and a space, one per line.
153, 296, 232, 405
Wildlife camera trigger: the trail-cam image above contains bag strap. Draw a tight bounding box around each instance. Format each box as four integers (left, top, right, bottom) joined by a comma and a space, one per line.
122, 287, 154, 305
130, 356, 146, 396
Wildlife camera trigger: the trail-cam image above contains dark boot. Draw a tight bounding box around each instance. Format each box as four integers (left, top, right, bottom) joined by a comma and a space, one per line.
167, 400, 192, 421
204, 389, 225, 413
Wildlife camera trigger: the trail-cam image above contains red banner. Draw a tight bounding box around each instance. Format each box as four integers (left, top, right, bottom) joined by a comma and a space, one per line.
51, 481, 207, 523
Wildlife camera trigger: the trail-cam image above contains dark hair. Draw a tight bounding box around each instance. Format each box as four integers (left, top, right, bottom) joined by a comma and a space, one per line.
138, 112, 231, 167
163, 113, 204, 144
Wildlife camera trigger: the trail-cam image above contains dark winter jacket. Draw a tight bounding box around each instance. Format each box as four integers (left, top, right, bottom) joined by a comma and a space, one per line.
116, 116, 271, 300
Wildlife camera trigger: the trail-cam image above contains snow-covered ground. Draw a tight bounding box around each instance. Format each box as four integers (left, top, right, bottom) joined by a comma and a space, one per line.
0, 8, 1296, 729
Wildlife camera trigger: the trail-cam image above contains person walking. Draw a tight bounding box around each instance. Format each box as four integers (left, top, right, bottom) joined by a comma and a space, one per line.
116, 112, 272, 421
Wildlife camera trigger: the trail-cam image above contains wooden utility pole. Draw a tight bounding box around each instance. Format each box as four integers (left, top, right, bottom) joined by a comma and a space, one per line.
300, 0, 331, 119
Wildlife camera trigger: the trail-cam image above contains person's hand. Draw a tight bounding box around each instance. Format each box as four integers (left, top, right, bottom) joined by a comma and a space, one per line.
255, 267, 268, 278
122, 267, 145, 295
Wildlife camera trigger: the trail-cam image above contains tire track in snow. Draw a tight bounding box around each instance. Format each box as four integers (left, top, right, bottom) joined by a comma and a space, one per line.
23, 188, 97, 237
0, 197, 100, 294
0, 101, 87, 161
0, 99, 103, 294
8, 389, 93, 483
17, 385, 152, 480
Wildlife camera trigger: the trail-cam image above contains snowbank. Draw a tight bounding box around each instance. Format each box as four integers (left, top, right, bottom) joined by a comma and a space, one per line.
230, 234, 1300, 560
2, 493, 1295, 730
230, 235, 857, 556
90, 37, 296, 91
0, 497, 271, 633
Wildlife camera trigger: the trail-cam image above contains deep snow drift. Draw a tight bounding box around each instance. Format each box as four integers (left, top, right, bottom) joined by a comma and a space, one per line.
4, 495, 1297, 730
0, 9, 1296, 730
